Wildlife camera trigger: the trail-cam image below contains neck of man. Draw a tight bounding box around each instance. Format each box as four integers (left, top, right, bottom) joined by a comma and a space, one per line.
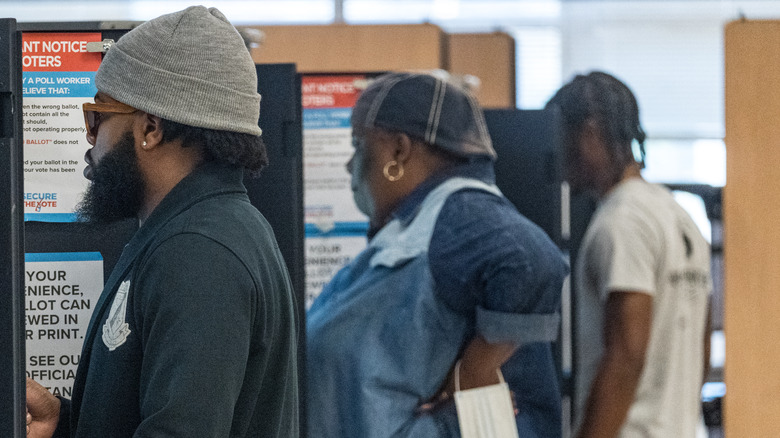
137, 141, 205, 225
599, 161, 643, 198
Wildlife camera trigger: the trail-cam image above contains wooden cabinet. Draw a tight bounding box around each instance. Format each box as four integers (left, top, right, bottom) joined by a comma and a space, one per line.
243, 24, 515, 108
448, 32, 515, 108
724, 19, 780, 437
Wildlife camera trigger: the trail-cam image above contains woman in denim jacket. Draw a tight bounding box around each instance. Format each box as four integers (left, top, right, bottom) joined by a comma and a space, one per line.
307, 72, 569, 438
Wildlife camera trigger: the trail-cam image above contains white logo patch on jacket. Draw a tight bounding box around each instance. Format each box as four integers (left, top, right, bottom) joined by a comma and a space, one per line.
102, 280, 131, 351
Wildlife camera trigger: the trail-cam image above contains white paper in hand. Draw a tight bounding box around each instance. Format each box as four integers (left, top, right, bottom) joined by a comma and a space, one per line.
453, 361, 519, 438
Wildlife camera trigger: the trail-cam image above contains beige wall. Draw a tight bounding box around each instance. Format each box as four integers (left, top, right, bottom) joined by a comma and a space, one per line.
724, 19, 780, 437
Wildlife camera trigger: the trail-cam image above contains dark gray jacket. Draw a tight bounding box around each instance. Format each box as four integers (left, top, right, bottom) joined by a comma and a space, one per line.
55, 162, 299, 437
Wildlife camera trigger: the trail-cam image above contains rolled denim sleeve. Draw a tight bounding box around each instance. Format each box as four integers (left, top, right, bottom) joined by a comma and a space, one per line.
430, 190, 568, 319
477, 307, 560, 345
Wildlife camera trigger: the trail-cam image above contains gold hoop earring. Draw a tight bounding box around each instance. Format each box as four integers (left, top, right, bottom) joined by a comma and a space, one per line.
383, 160, 404, 182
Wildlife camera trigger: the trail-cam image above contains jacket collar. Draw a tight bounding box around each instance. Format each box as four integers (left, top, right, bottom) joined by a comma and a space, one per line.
77, 162, 246, 391
71, 162, 247, 430
390, 158, 495, 228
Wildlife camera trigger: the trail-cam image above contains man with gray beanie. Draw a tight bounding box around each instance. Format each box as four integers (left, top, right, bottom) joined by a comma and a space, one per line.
25, 6, 299, 438
306, 71, 568, 437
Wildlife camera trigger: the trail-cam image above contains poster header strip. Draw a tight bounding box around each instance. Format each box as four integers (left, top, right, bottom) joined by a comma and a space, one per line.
303, 108, 352, 130
25, 252, 103, 262
22, 71, 97, 98
25, 213, 78, 222
305, 221, 369, 237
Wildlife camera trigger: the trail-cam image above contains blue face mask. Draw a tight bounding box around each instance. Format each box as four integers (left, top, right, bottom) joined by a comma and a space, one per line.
350, 138, 376, 221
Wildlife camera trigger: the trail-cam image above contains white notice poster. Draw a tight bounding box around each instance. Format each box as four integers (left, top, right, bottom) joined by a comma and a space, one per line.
25, 252, 103, 398
302, 75, 372, 305
22, 32, 102, 222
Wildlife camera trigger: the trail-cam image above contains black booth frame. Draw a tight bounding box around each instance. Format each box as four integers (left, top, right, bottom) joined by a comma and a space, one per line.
1, 17, 27, 438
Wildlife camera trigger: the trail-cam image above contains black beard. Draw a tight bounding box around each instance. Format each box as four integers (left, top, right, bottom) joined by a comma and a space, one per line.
76, 133, 145, 224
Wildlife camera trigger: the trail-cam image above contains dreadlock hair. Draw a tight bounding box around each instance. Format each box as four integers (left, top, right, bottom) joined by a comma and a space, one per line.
160, 119, 269, 178
546, 71, 647, 179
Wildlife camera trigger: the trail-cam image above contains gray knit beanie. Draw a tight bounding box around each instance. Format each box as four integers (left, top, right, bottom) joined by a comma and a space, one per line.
96, 6, 262, 136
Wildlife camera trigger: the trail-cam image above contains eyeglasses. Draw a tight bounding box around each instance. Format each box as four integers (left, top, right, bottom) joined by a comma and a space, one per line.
82, 101, 139, 140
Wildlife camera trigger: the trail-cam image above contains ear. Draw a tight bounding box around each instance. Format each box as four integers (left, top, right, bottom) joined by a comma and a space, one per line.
389, 132, 414, 165
137, 112, 164, 150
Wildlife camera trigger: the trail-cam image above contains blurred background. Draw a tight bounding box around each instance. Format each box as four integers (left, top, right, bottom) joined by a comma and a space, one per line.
8, 0, 768, 434
6, 0, 767, 187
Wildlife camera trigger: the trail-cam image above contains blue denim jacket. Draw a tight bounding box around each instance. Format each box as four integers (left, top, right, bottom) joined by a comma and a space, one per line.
307, 163, 568, 437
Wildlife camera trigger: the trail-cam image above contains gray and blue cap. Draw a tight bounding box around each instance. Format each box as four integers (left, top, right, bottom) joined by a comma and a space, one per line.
351, 72, 496, 160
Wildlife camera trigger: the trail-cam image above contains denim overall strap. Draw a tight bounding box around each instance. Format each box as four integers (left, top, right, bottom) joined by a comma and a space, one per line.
370, 177, 502, 268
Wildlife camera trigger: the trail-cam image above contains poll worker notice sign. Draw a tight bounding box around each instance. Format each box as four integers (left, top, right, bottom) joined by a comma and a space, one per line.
302, 75, 371, 306
303, 75, 369, 229
25, 252, 103, 397
22, 32, 102, 222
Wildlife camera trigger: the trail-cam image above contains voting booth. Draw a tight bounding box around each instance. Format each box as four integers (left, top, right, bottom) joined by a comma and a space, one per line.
0, 20, 304, 436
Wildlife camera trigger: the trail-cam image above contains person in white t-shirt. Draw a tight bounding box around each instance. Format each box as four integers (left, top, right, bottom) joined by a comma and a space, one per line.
546, 71, 712, 438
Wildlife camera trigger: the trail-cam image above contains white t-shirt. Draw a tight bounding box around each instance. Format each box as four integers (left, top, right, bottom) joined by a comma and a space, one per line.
574, 178, 712, 437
